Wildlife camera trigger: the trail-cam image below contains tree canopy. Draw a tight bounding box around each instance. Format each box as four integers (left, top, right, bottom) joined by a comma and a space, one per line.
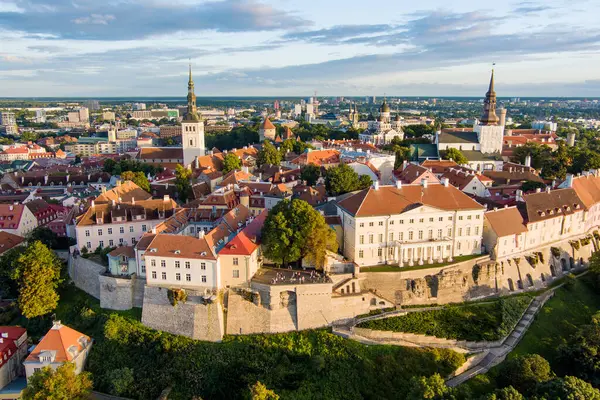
497, 354, 552, 393
222, 153, 242, 174
257, 140, 281, 167
249, 382, 279, 400
175, 164, 192, 203
121, 170, 150, 192
325, 163, 372, 196
11, 241, 63, 319
300, 164, 321, 186
22, 362, 93, 400
442, 148, 468, 165
261, 199, 337, 267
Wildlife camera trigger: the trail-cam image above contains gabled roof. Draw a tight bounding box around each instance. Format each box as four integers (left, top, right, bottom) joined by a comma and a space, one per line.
570, 174, 600, 209
0, 204, 25, 230
337, 184, 484, 217
26, 323, 90, 363
138, 147, 183, 161
95, 181, 152, 204
289, 150, 340, 166
0, 326, 26, 367
218, 210, 267, 256
523, 188, 584, 223
0, 231, 24, 255
146, 234, 215, 260
261, 118, 276, 130
219, 170, 254, 187
420, 159, 460, 174
485, 206, 528, 237
438, 131, 478, 144
440, 168, 480, 191
394, 164, 438, 185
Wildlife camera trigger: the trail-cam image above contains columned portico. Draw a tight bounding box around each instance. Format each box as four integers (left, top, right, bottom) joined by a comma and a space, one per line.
392, 239, 454, 267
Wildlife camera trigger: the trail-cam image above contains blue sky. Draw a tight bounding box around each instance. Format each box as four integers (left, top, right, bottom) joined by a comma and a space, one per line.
0, 0, 599, 97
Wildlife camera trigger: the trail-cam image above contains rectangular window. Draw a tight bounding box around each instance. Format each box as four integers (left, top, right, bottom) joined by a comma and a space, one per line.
448, 228, 452, 237
466, 227, 471, 236
185, 261, 191, 269
378, 234, 383, 243
99, 240, 104, 248
201, 263, 206, 270
428, 230, 433, 239
161, 260, 166, 268
175, 261, 180, 268
359, 235, 364, 244
378, 221, 383, 226
369, 235, 373, 244
142, 224, 147, 232
418, 231, 423, 240
176, 273, 181, 281
151, 271, 156, 279
439, 217, 443, 222
390, 221, 394, 225
85, 230, 90, 237
438, 229, 442, 238
400, 232, 404, 240
129, 226, 134, 232
186, 274, 191, 282
120, 227, 124, 234
389, 232, 394, 241
419, 218, 424, 223
358, 250, 364, 258
98, 229, 102, 236
151, 259, 156, 267
86, 242, 91, 248
467, 215, 472, 220
233, 258, 239, 266
141, 265, 146, 274
377, 248, 382, 257
458, 228, 462, 236
409, 231, 414, 240
459, 216, 463, 220
162, 272, 166, 280
449, 216, 453, 221
429, 218, 434, 222
202, 275, 207, 283
409, 219, 414, 224
476, 215, 480, 219
233, 270, 240, 278
457, 241, 461, 250
475, 226, 480, 235
119, 238, 124, 244
109, 239, 114, 246
359, 223, 364, 227
108, 228, 113, 235
400, 220, 404, 224
369, 222, 374, 227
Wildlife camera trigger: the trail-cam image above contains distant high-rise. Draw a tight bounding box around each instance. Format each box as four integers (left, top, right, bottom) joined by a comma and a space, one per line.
0, 112, 18, 135
35, 109, 46, 123
85, 100, 100, 111
181, 65, 205, 167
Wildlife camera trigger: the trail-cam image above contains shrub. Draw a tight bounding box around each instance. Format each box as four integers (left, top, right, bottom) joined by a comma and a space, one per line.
570, 240, 581, 250
167, 289, 187, 307
472, 264, 482, 284
581, 237, 592, 246
537, 252, 545, 264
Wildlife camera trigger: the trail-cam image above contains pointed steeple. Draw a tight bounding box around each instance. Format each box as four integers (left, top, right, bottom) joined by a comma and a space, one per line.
480, 69, 499, 126
184, 64, 199, 122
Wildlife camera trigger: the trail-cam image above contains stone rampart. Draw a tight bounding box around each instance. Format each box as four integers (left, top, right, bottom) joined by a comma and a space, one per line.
69, 255, 105, 299
141, 286, 224, 342
99, 275, 143, 311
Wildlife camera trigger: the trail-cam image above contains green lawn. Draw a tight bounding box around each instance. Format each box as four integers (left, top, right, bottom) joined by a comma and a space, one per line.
360, 254, 483, 273
464, 275, 600, 396
357, 296, 531, 342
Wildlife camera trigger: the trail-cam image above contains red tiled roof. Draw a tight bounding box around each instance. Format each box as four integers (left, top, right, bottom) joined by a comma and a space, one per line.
0, 326, 26, 368
0, 231, 24, 255
485, 207, 528, 237
218, 210, 267, 256
261, 119, 276, 130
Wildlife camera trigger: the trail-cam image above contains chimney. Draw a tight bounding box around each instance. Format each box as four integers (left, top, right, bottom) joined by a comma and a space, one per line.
242, 166, 249, 173
442, 177, 449, 187
101, 186, 106, 194
546, 187, 551, 193
111, 199, 115, 206
524, 155, 531, 168
195, 156, 200, 169
565, 173, 574, 188
198, 230, 205, 239
151, 227, 157, 234
421, 179, 428, 188
91, 200, 95, 209
402, 160, 408, 170
131, 197, 135, 205
44, 174, 48, 185
373, 181, 379, 190
535, 188, 542, 193
515, 189, 524, 202
395, 180, 402, 189
116, 179, 122, 187
163, 195, 170, 202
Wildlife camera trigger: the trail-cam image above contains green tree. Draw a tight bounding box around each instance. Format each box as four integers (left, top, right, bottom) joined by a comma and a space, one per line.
103, 158, 116, 173
22, 362, 93, 400
248, 381, 279, 400
106, 367, 134, 396
257, 140, 281, 167
443, 148, 468, 165
498, 354, 552, 393
300, 164, 321, 186
27, 226, 58, 249
222, 153, 242, 174
535, 376, 600, 400
407, 374, 456, 400
480, 386, 524, 400
262, 199, 337, 266
325, 163, 372, 196
11, 241, 63, 319
0, 247, 21, 298
175, 164, 192, 203
558, 315, 600, 385
120, 170, 150, 192
393, 146, 411, 169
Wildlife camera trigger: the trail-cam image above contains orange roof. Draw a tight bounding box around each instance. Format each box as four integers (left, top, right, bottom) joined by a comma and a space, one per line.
219, 170, 254, 186
261, 118, 276, 130
26, 323, 90, 363
290, 150, 340, 166
484, 207, 528, 237
0, 231, 24, 255
420, 159, 459, 174
337, 184, 484, 217
95, 180, 152, 204
219, 210, 267, 256
570, 174, 600, 209
146, 234, 215, 260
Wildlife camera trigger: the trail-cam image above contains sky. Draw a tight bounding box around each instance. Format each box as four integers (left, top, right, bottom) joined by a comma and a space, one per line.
1, 0, 599, 97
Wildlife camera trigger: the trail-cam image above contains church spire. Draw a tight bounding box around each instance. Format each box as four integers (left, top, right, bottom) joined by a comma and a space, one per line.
480, 69, 499, 126
184, 64, 199, 122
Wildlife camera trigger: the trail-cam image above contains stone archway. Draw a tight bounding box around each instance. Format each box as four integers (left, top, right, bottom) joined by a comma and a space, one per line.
508, 278, 515, 291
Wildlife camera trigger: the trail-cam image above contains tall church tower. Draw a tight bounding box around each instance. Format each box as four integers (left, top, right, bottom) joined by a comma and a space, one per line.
182, 64, 205, 167
474, 70, 504, 154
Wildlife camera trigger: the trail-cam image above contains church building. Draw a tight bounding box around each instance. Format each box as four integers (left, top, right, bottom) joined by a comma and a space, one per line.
358, 99, 404, 145
436, 70, 504, 171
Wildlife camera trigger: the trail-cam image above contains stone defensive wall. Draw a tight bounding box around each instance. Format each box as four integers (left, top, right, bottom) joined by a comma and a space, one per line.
360, 236, 595, 305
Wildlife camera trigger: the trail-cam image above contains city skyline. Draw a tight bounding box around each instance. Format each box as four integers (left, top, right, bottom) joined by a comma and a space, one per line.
1, 0, 599, 97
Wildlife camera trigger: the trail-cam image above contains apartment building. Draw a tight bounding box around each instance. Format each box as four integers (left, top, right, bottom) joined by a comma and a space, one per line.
336, 181, 485, 266
0, 204, 38, 237
75, 197, 177, 251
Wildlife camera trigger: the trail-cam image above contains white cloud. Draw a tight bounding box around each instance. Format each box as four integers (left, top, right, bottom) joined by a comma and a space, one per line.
72, 14, 116, 25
